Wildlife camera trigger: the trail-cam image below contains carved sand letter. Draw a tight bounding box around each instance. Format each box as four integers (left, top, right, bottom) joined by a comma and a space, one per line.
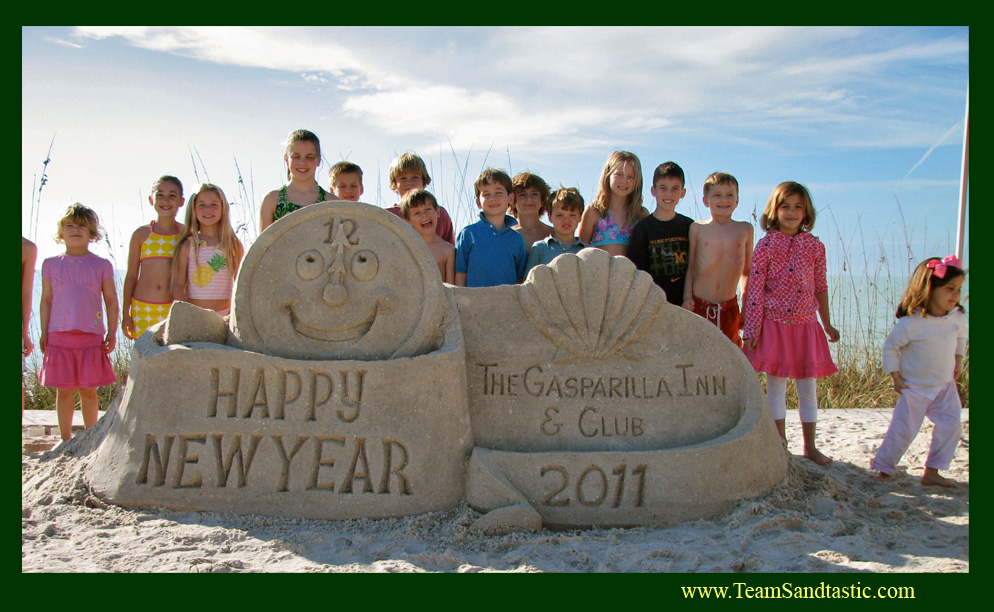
307, 435, 346, 491
213, 433, 263, 488
271, 435, 309, 493
208, 367, 240, 418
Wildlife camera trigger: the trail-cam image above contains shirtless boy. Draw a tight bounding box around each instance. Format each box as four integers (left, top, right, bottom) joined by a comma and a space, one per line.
682, 172, 753, 347
400, 188, 455, 284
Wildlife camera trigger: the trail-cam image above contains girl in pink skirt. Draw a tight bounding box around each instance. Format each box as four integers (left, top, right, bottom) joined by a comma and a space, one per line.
743, 182, 839, 466
39, 204, 119, 441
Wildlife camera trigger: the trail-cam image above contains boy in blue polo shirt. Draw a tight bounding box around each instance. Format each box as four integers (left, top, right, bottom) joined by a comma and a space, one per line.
455, 168, 527, 287
524, 186, 587, 276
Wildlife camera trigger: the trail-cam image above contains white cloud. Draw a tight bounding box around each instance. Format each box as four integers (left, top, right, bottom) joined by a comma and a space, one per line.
42, 36, 83, 49
67, 26, 968, 154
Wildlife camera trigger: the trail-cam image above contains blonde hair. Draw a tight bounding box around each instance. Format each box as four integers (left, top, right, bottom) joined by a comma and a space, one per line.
284, 129, 321, 181
389, 153, 431, 192
702, 171, 739, 196
896, 257, 965, 318
174, 184, 244, 284
54, 203, 102, 243
592, 150, 643, 221
760, 181, 816, 233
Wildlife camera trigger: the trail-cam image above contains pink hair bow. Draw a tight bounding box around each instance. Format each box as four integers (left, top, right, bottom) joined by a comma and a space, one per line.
927, 255, 962, 278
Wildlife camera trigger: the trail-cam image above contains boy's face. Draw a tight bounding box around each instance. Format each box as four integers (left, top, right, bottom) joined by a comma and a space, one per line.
149, 182, 185, 217
650, 177, 686, 213
513, 187, 544, 218
405, 203, 438, 237
550, 204, 581, 240
703, 183, 739, 218
477, 181, 512, 219
394, 171, 425, 197
332, 172, 364, 202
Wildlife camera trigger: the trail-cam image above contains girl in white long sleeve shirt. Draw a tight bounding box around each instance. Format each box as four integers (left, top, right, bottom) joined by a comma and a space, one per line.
872, 256, 967, 487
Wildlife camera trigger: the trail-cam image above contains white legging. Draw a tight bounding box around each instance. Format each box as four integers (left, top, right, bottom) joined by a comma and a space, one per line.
766, 376, 818, 423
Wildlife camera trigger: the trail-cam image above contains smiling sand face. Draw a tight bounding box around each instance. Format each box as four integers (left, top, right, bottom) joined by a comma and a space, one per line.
230, 202, 446, 360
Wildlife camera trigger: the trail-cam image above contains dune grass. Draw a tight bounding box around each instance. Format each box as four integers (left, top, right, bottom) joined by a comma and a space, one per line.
22, 147, 968, 414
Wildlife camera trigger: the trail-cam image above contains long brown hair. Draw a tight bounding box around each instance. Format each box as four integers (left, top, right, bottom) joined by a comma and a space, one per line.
896, 257, 965, 318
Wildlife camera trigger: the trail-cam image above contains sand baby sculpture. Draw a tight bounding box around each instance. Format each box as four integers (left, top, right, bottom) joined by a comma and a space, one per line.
88, 201, 788, 532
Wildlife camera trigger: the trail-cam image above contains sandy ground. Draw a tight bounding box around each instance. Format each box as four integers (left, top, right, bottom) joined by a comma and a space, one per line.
21, 407, 968, 573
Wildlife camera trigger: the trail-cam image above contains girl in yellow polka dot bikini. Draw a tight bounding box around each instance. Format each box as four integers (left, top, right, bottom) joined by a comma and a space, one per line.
122, 176, 187, 340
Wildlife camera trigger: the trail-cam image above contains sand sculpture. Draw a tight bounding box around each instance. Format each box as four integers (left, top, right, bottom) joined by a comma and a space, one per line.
88, 201, 788, 533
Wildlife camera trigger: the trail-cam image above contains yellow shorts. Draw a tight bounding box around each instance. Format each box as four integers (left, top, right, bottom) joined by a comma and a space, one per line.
130, 298, 172, 338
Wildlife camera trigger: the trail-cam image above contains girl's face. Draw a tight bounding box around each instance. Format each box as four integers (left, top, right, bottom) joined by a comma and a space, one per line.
60, 220, 93, 252
194, 191, 224, 228
285, 141, 320, 181
776, 194, 807, 236
608, 162, 637, 200
929, 276, 964, 316
150, 181, 185, 217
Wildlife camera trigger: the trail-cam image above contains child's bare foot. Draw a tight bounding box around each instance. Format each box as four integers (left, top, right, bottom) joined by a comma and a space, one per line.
804, 447, 832, 466
921, 469, 957, 488
872, 471, 892, 482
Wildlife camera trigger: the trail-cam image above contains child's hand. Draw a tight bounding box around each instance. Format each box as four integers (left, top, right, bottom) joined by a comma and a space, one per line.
103, 333, 116, 355
39, 331, 47, 354
743, 337, 757, 351
22, 330, 33, 358
122, 313, 136, 340
682, 298, 695, 311
891, 372, 907, 393
824, 323, 840, 342
954, 356, 963, 379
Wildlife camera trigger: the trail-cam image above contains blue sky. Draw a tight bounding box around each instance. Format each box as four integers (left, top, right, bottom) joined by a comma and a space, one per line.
22, 26, 969, 275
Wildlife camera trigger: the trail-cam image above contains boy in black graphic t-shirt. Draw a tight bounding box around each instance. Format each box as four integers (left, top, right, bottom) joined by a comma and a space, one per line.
627, 161, 692, 306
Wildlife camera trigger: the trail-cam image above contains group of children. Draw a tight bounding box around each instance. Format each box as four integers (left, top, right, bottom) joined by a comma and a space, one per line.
22, 130, 968, 491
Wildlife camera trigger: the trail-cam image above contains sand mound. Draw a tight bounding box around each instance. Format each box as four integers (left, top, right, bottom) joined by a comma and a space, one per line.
22, 408, 967, 572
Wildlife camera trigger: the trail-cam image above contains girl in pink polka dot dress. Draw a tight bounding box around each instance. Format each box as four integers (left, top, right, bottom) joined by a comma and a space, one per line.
743, 182, 839, 466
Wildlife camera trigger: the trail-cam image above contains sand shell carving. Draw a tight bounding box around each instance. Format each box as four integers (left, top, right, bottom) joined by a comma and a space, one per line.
520, 249, 665, 361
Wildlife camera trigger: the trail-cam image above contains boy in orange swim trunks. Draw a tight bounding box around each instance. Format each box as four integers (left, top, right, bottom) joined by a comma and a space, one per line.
682, 172, 753, 347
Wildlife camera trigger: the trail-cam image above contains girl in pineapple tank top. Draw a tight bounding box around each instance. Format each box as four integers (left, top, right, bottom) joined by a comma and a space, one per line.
172, 184, 243, 317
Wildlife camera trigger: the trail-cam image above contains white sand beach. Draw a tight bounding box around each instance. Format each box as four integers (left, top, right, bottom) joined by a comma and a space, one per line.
21, 407, 968, 573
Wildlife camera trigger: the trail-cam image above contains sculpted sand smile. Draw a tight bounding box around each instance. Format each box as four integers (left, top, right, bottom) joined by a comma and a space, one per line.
288, 289, 398, 344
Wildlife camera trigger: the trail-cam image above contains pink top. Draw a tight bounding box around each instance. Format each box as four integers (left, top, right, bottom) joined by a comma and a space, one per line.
743, 230, 828, 340
43, 253, 113, 335
187, 242, 234, 300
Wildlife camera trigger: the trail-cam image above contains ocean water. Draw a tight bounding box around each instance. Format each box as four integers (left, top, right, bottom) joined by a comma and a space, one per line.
24, 270, 966, 371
